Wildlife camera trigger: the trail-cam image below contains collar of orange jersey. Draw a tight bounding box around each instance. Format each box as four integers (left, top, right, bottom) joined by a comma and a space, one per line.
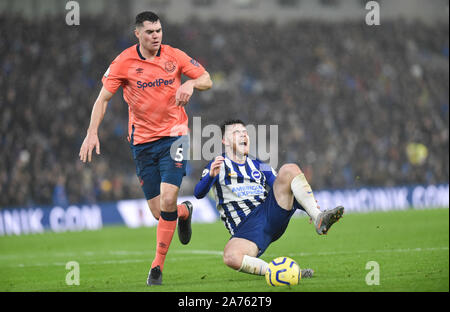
136, 44, 161, 60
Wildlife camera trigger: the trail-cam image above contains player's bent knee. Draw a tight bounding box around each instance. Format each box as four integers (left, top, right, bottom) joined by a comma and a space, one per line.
160, 193, 178, 212
279, 163, 301, 175
223, 251, 243, 270
278, 163, 302, 181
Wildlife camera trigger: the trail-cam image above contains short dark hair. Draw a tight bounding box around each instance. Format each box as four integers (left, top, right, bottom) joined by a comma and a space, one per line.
135, 11, 160, 27
220, 119, 246, 138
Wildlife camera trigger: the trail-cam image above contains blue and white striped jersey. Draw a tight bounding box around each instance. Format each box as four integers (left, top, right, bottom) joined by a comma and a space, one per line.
194, 154, 277, 235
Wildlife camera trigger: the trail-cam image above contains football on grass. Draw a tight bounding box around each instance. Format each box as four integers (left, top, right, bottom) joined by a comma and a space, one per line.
265, 257, 301, 287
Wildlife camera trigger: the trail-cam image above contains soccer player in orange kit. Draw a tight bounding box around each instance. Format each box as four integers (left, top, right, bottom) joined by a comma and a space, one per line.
79, 11, 212, 285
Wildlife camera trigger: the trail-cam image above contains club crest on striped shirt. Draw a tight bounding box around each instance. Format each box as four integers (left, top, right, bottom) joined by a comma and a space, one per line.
251, 170, 261, 180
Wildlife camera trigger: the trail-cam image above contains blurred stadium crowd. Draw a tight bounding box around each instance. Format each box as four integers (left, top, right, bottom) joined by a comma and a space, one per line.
0, 14, 448, 208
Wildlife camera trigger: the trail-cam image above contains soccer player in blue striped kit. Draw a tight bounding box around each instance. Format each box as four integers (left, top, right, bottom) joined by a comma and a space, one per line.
194, 120, 344, 277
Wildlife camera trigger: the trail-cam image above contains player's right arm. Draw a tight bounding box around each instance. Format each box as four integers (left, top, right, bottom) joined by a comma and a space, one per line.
194, 156, 224, 199
79, 87, 114, 163
80, 52, 125, 163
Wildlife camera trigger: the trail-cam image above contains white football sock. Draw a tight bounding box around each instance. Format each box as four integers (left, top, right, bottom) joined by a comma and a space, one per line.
291, 173, 321, 222
238, 255, 268, 275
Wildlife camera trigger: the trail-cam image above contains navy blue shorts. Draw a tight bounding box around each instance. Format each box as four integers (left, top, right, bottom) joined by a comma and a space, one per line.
130, 135, 189, 200
232, 189, 303, 257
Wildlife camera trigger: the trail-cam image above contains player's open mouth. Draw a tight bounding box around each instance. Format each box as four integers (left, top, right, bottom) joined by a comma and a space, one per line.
239, 142, 247, 146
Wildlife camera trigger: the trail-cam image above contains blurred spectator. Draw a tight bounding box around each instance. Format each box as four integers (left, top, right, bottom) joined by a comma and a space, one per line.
52, 175, 68, 207
0, 15, 448, 208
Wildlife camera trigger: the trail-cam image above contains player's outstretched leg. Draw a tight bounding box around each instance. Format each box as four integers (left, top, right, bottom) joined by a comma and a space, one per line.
224, 238, 315, 278
238, 255, 315, 278
177, 201, 193, 245
289, 168, 344, 235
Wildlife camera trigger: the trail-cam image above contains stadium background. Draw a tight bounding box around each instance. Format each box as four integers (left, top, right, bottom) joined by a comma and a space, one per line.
0, 0, 448, 230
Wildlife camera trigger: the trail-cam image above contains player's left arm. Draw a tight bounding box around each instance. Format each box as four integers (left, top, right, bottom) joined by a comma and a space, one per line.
174, 48, 213, 106
176, 71, 212, 106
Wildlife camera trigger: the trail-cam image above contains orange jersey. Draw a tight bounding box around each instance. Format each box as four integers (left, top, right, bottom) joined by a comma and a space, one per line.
102, 44, 205, 145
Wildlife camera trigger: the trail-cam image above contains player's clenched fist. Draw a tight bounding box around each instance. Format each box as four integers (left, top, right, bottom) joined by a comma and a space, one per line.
210, 156, 224, 177
175, 80, 194, 107
79, 132, 100, 163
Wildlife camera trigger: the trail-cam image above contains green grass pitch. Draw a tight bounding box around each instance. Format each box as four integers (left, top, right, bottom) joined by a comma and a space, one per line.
0, 208, 448, 292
